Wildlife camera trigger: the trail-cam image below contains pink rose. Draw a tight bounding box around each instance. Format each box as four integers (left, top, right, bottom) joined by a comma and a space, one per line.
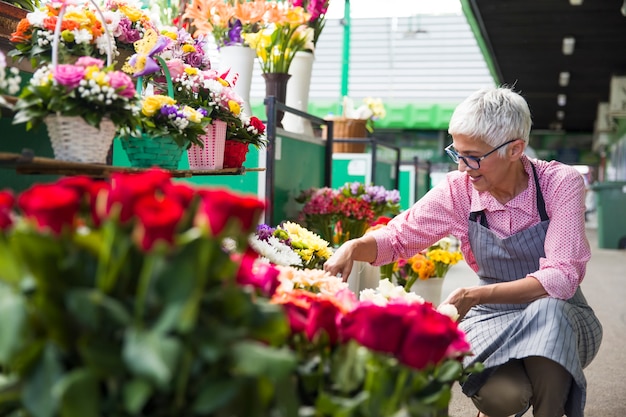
166, 59, 186, 80
107, 71, 136, 98
53, 64, 85, 89
75, 57, 104, 69
306, 298, 343, 344
235, 249, 280, 297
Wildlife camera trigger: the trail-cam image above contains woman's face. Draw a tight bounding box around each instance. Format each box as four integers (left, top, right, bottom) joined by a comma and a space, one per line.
450, 134, 518, 193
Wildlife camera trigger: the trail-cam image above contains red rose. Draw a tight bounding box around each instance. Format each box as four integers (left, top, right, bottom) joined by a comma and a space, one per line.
195, 189, 264, 236
163, 182, 196, 208
0, 190, 15, 230
249, 116, 265, 134
17, 184, 80, 235
340, 302, 413, 354
133, 194, 184, 251
395, 304, 464, 370
306, 298, 343, 344
105, 169, 171, 223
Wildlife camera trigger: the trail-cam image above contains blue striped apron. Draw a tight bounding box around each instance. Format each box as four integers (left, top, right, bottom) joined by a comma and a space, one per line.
460, 163, 603, 417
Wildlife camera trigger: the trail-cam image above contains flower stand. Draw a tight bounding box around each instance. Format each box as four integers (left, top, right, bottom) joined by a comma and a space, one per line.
45, 115, 116, 164
120, 134, 187, 170
410, 278, 445, 305
187, 120, 227, 170
223, 140, 250, 169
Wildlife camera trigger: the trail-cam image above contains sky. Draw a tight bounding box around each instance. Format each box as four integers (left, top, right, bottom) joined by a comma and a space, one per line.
325, 0, 462, 19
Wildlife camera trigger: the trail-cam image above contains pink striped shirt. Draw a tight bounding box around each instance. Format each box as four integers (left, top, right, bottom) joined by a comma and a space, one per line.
370, 156, 590, 300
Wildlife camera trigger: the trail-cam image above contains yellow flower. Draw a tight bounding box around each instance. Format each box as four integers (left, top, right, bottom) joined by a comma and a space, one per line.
184, 67, 198, 75
161, 30, 178, 41
119, 5, 143, 22
182, 106, 203, 123
228, 100, 241, 116
182, 44, 196, 53
142, 95, 176, 117
85, 67, 106, 85
285, 6, 309, 28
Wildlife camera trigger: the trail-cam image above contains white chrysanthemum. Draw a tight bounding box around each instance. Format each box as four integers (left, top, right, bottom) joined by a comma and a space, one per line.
249, 236, 303, 267
359, 289, 389, 306
27, 10, 47, 27
437, 303, 460, 321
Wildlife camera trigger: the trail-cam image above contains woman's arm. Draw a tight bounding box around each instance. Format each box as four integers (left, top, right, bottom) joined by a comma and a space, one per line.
442, 275, 548, 319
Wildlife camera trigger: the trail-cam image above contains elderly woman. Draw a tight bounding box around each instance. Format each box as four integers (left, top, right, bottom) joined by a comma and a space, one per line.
324, 86, 602, 417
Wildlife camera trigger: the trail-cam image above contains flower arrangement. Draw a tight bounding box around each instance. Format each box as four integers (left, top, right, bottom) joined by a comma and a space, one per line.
387, 237, 464, 290
102, 0, 158, 50
297, 182, 401, 246
0, 51, 21, 110
182, 0, 268, 48
341, 95, 387, 132
117, 94, 211, 148
251, 221, 334, 269
271, 269, 479, 416
0, 169, 303, 417
242, 3, 315, 73
289, 0, 330, 48
12, 56, 139, 131
9, 2, 115, 67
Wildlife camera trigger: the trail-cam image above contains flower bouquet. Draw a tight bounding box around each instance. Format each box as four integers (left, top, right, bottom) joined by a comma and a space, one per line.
12, 56, 139, 163
0, 50, 21, 111
271, 270, 481, 416
182, 0, 268, 48
0, 170, 302, 417
251, 221, 334, 269
290, 0, 330, 49
9, 1, 114, 67
297, 182, 401, 246
117, 94, 211, 169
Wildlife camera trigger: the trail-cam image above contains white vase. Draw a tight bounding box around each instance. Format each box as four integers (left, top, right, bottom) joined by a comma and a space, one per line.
282, 51, 315, 136
347, 261, 381, 295
410, 278, 445, 305
218, 45, 256, 116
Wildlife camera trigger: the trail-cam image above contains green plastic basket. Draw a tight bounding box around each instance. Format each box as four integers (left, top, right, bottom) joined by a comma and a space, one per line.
120, 134, 187, 170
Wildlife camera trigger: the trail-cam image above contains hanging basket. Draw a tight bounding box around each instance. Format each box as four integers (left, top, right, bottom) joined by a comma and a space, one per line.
121, 134, 187, 170
323, 117, 369, 153
45, 114, 116, 163
223, 140, 250, 169
187, 120, 227, 170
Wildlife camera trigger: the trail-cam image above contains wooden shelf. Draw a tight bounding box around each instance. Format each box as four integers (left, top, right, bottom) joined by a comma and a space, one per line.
0, 150, 265, 177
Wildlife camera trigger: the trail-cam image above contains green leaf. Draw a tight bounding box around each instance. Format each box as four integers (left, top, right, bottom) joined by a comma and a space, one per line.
122, 329, 181, 388
53, 369, 99, 417
22, 344, 64, 417
123, 378, 153, 415
434, 359, 463, 383
192, 378, 239, 414
0, 284, 26, 363
232, 341, 296, 381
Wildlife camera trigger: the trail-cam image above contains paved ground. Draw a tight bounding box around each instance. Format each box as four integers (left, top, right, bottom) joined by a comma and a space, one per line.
443, 222, 626, 417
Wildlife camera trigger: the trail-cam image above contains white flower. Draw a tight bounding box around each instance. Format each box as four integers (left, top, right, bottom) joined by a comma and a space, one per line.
73, 28, 94, 45
359, 278, 425, 305
27, 10, 47, 27
249, 235, 303, 267
437, 303, 460, 321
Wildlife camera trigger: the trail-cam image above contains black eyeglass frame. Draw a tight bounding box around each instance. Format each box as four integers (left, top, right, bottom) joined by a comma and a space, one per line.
444, 139, 519, 169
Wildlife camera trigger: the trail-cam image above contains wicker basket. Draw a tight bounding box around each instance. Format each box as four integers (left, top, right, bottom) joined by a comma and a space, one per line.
121, 134, 186, 170
45, 114, 116, 163
323, 117, 368, 153
187, 120, 227, 170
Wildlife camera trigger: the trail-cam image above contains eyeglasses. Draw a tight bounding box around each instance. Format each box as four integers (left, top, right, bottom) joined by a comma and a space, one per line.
444, 139, 519, 170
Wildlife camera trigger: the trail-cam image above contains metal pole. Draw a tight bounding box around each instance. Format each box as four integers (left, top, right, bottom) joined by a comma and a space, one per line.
340, 0, 351, 111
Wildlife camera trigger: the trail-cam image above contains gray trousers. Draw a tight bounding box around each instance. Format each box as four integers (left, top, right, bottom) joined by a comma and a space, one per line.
471, 356, 572, 417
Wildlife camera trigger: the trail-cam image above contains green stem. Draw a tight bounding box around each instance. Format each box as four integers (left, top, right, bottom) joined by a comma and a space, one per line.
404, 274, 418, 292
386, 367, 409, 415
134, 252, 157, 327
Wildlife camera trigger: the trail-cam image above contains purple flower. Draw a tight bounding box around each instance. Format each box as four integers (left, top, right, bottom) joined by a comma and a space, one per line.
53, 65, 85, 89
117, 18, 141, 44
256, 224, 275, 241
225, 20, 243, 46
185, 52, 205, 69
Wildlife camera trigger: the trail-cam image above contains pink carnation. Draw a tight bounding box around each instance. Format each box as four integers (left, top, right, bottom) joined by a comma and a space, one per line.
107, 71, 136, 98
53, 64, 85, 89
165, 59, 185, 80
75, 57, 105, 69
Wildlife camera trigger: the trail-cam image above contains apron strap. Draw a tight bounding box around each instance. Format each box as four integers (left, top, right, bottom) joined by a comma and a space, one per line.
469, 210, 489, 228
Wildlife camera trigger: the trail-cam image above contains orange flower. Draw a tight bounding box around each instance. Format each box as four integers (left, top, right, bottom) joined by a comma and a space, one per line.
10, 18, 32, 43
264, 2, 287, 24
234, 0, 267, 25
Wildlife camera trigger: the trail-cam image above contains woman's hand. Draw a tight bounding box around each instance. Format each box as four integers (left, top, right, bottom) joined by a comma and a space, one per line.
323, 240, 356, 281
440, 287, 480, 320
